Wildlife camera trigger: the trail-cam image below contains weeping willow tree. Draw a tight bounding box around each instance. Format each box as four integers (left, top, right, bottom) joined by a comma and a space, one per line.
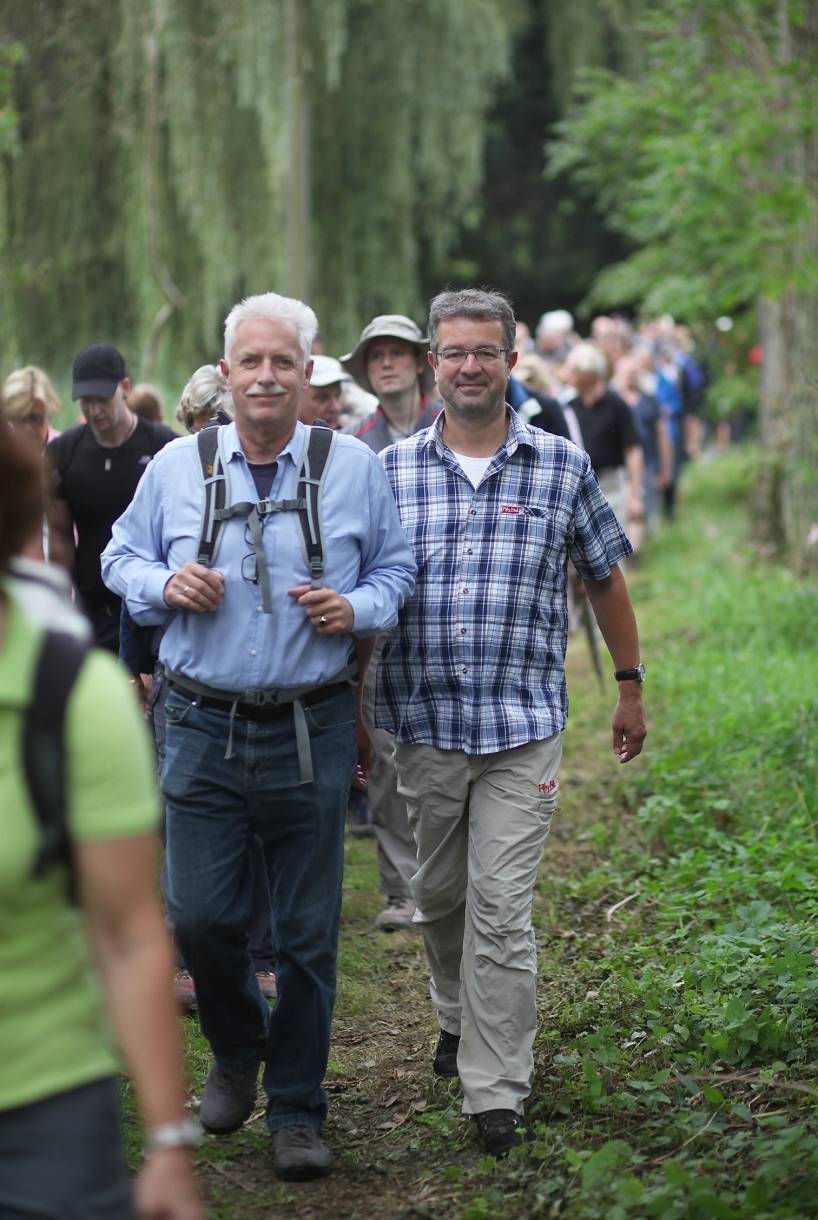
542, 0, 644, 111
0, 0, 517, 381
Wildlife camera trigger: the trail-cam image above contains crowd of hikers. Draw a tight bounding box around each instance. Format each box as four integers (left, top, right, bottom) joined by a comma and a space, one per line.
0, 287, 708, 1216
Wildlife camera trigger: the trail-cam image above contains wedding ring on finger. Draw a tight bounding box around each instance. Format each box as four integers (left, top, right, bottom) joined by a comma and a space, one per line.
319, 615, 328, 625
184, 585, 192, 596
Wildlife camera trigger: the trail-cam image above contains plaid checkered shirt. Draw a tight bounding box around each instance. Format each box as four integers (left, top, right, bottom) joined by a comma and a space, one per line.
375, 409, 633, 754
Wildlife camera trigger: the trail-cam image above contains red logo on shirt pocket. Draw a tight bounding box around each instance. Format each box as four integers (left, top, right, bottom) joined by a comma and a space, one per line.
500, 505, 549, 519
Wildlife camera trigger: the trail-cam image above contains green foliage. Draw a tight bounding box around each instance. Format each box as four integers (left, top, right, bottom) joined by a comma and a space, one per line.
548, 0, 818, 320
0, 0, 517, 379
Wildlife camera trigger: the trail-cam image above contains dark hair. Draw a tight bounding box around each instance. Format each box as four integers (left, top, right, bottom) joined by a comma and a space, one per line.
128, 383, 164, 423
0, 423, 44, 570
428, 287, 516, 353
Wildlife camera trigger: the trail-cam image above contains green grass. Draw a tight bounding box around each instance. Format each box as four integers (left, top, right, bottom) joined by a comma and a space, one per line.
454, 448, 818, 1219
123, 447, 818, 1217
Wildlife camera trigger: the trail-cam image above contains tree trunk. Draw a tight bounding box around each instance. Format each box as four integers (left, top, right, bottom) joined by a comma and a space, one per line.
753, 1, 818, 575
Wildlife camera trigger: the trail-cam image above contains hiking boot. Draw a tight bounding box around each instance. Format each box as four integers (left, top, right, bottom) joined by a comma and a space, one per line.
255, 971, 277, 1001
374, 897, 416, 931
473, 1109, 527, 1158
173, 970, 197, 1012
199, 1062, 259, 1134
433, 1029, 460, 1078
271, 1125, 331, 1181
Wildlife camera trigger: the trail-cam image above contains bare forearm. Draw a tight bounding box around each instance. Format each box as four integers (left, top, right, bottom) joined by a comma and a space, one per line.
90, 906, 188, 1129
583, 564, 640, 669
584, 564, 647, 762
624, 445, 644, 498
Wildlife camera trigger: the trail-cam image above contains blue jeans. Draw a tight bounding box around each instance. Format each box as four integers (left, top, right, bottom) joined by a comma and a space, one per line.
161, 685, 357, 1133
0, 1077, 133, 1218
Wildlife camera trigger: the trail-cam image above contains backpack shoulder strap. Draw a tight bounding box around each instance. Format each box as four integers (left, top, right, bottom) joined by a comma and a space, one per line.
196, 425, 227, 567
297, 424, 337, 588
25, 630, 89, 902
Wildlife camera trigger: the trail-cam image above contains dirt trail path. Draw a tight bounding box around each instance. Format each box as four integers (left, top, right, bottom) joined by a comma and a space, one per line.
195, 641, 627, 1219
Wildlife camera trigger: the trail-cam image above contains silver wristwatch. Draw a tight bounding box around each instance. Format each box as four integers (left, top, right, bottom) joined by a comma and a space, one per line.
145, 1118, 203, 1153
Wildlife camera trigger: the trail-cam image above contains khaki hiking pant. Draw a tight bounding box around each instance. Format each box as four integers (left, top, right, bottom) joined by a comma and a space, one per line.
362, 635, 418, 901
395, 734, 562, 1115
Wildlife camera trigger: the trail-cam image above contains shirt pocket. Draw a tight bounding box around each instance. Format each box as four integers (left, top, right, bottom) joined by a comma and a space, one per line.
500, 508, 565, 573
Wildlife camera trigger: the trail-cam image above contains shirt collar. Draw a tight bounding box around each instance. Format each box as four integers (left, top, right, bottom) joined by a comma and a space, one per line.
426, 406, 538, 462
223, 419, 305, 468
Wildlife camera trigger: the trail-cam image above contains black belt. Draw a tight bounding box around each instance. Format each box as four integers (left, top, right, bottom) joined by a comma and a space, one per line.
167, 679, 349, 722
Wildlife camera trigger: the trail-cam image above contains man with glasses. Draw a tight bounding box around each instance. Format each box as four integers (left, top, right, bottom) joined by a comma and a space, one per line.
377, 288, 647, 1158
102, 292, 416, 1182
340, 316, 440, 930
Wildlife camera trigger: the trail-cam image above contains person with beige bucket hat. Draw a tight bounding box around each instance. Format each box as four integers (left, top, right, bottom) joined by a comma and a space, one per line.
341, 315, 440, 930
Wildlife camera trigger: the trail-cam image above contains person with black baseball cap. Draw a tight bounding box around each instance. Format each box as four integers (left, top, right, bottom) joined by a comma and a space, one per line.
47, 343, 176, 651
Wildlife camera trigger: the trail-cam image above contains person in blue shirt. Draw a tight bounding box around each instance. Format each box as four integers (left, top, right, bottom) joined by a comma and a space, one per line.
102, 291, 416, 1183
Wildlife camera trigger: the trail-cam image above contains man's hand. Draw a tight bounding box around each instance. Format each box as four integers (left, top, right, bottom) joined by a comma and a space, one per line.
355, 715, 372, 788
163, 563, 224, 613
288, 585, 354, 634
612, 688, 647, 763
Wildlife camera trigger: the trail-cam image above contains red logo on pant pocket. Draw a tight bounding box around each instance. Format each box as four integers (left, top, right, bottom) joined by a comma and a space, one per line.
538, 780, 557, 794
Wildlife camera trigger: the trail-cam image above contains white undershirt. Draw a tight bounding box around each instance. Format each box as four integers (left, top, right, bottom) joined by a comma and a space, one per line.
451, 451, 493, 489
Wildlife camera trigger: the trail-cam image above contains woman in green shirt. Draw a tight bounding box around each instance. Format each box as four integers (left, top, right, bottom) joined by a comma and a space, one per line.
0, 425, 201, 1219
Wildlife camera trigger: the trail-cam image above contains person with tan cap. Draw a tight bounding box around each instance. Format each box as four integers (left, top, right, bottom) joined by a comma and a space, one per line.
341, 316, 440, 930
341, 315, 439, 453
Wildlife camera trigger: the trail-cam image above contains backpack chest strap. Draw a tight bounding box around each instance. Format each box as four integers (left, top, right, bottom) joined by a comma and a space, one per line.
215, 498, 303, 613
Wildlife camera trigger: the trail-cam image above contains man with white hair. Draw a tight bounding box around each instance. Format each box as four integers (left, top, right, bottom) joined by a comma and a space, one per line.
535, 309, 576, 367
102, 291, 416, 1182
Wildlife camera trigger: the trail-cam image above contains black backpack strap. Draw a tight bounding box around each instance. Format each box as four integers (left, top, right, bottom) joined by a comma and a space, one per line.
196, 426, 226, 567
297, 424, 335, 588
25, 630, 89, 903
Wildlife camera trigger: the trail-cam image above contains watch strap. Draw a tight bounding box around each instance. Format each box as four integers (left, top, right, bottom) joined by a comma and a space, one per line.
614, 664, 645, 682
145, 1118, 203, 1153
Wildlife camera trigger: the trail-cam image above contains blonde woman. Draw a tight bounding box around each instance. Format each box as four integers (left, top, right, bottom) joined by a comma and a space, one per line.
1, 366, 62, 558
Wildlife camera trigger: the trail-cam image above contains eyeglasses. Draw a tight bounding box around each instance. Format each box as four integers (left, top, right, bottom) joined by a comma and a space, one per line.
241, 520, 259, 585
434, 347, 510, 368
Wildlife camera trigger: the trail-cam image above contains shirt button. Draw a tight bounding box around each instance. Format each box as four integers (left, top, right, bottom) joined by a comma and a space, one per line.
462, 666, 468, 674
250, 649, 257, 656
469, 509, 476, 516
460, 628, 467, 635
462, 588, 468, 594
467, 549, 473, 555
257, 605, 263, 612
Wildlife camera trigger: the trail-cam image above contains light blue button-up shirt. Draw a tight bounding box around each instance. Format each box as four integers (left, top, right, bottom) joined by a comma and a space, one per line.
101, 421, 416, 692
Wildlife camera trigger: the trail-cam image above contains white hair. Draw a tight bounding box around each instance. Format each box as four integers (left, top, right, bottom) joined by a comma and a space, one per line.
566, 341, 608, 381
223, 291, 318, 363
176, 364, 233, 431
537, 309, 574, 337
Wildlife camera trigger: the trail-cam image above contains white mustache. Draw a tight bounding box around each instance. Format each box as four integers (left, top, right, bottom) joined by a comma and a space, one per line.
247, 384, 287, 397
